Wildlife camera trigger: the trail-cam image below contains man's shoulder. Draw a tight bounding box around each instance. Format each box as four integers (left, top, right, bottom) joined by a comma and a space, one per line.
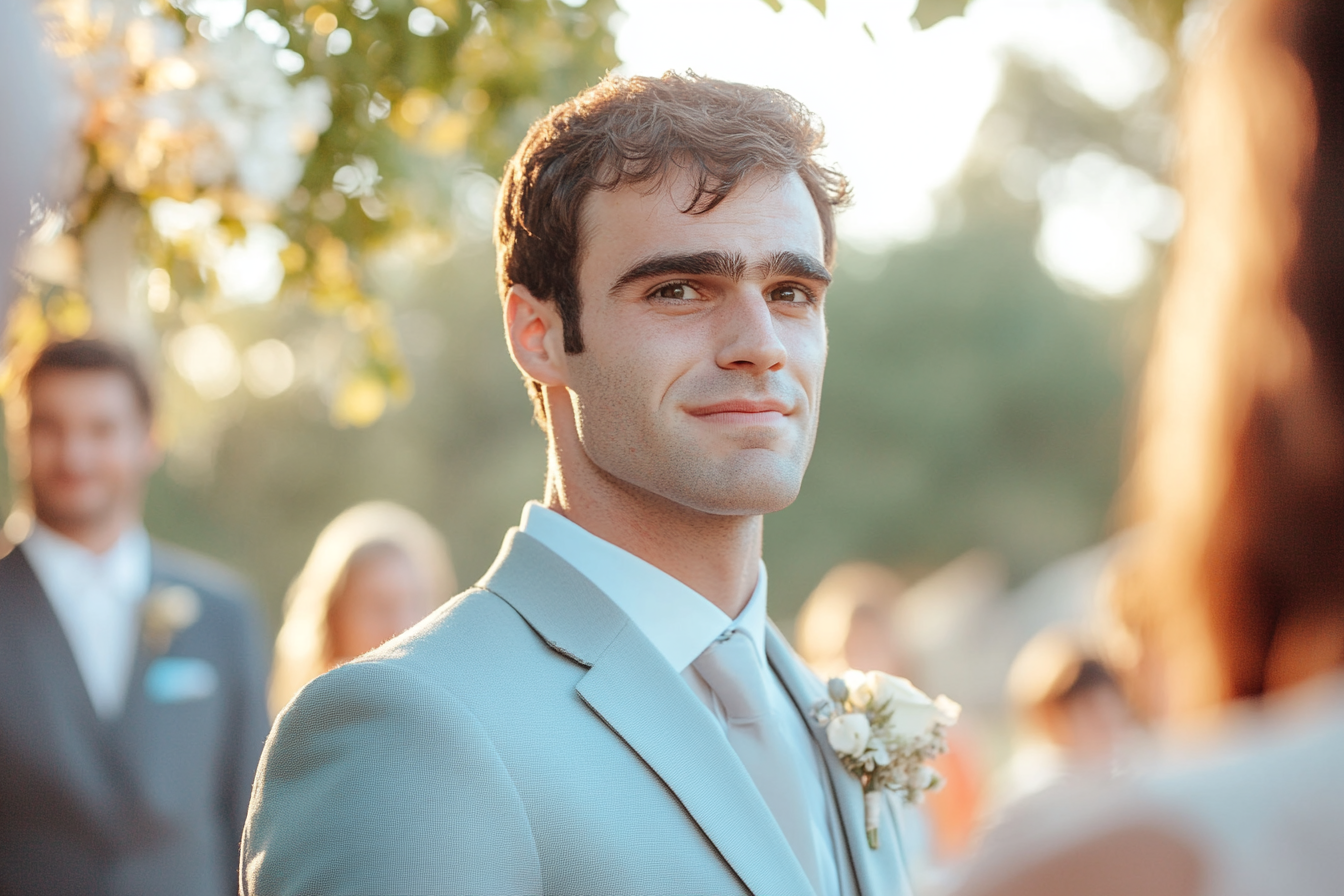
288, 586, 565, 720
273, 590, 544, 737
368, 586, 552, 677
150, 539, 255, 604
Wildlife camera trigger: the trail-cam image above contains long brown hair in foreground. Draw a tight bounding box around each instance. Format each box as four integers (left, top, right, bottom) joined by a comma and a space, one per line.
1116, 0, 1344, 713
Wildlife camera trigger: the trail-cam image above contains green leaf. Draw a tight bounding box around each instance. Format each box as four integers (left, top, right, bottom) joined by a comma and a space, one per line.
862, 21, 875, 43
757, 0, 784, 11
912, 0, 968, 29
805, 0, 826, 14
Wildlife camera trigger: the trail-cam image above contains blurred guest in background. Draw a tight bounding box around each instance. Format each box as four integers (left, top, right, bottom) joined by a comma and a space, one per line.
269, 501, 455, 713
795, 561, 910, 680
0, 339, 269, 896
998, 629, 1135, 805
797, 562, 985, 863
954, 2, 1344, 894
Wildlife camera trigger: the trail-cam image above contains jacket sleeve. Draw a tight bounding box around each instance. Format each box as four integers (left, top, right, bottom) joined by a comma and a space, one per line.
240, 659, 542, 896
221, 595, 272, 860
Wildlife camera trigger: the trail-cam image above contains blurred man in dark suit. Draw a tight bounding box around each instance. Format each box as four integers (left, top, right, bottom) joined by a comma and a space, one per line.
0, 338, 270, 896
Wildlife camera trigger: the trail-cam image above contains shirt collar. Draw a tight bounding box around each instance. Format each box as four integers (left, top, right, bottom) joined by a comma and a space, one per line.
518, 501, 768, 671
22, 521, 153, 606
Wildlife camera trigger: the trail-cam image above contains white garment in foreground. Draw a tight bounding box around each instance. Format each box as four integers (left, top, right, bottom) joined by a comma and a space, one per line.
1138, 674, 1344, 895
961, 672, 1344, 896
21, 522, 152, 719
520, 501, 843, 896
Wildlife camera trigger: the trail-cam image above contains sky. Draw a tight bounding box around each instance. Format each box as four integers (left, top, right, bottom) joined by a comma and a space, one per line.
612, 0, 1180, 297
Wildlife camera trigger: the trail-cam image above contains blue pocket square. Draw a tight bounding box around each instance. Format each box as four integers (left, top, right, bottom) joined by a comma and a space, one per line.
145, 657, 219, 704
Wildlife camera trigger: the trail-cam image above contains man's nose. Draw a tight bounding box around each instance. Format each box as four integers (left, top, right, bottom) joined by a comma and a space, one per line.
59, 435, 95, 470
714, 288, 787, 372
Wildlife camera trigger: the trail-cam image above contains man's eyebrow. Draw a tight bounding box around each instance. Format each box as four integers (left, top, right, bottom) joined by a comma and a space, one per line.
611, 251, 746, 292
756, 250, 832, 286
610, 249, 831, 293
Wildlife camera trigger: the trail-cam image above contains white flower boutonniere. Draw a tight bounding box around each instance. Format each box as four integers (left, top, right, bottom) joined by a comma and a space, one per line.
141, 585, 202, 653
812, 670, 961, 849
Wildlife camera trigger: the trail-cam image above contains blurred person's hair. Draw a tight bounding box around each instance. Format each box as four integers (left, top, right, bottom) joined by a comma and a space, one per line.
1115, 0, 1344, 713
1007, 628, 1120, 734
795, 561, 905, 679
269, 502, 456, 714
494, 71, 851, 420
23, 338, 155, 420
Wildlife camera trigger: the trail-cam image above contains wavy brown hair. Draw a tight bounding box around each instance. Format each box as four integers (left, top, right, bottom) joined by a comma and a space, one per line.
494, 71, 850, 417
1115, 0, 1344, 714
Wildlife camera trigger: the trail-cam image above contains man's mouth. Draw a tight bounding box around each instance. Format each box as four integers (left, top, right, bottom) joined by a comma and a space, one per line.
685, 398, 791, 425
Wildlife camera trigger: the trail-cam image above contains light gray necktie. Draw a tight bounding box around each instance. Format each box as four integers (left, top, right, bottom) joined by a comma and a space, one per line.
692, 629, 822, 895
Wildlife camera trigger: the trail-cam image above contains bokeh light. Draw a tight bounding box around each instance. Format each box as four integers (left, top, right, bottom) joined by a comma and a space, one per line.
616, 0, 1171, 286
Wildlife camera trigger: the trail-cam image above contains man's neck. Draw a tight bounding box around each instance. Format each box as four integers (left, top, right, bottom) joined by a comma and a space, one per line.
35, 508, 139, 556
543, 442, 762, 620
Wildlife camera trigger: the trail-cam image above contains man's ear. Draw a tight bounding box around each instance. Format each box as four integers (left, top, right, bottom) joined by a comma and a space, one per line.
505, 284, 568, 387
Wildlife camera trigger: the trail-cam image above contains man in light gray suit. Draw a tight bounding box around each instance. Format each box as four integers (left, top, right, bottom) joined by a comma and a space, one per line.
0, 339, 270, 896
243, 73, 914, 896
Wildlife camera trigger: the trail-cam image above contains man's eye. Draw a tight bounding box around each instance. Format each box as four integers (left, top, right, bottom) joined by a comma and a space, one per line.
650, 282, 699, 301
769, 285, 811, 303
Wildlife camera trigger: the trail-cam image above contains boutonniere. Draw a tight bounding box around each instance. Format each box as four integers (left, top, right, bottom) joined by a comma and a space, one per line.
141, 585, 202, 653
812, 670, 961, 849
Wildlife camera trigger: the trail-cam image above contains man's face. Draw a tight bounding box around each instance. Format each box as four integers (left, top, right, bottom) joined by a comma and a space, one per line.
26, 370, 156, 532
563, 169, 829, 516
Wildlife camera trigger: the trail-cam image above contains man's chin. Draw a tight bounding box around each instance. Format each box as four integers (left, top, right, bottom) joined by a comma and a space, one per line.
32, 499, 118, 533
670, 463, 805, 517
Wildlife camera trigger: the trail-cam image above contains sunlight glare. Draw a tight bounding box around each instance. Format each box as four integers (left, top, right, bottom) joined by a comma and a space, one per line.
615, 0, 1170, 278
1036, 149, 1181, 297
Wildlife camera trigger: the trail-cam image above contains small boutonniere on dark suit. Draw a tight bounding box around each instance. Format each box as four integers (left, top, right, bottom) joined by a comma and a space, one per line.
141, 584, 221, 705
141, 584, 202, 654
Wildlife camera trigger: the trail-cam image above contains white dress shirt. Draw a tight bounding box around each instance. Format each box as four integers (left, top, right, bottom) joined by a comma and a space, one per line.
21, 522, 153, 720
520, 501, 843, 896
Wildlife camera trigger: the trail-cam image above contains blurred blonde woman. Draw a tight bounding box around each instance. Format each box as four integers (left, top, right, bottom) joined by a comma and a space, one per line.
269, 502, 456, 714
795, 561, 909, 680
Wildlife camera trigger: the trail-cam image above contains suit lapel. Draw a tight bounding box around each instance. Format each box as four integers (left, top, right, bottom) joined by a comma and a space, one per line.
105, 554, 172, 799
479, 530, 815, 896
0, 548, 125, 833
765, 625, 913, 896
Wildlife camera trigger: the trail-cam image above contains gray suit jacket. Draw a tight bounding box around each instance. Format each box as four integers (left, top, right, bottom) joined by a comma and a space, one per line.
243, 530, 913, 896
0, 540, 270, 896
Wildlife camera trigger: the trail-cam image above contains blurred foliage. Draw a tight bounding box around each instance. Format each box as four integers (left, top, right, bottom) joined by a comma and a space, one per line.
242, 0, 617, 425
252, 0, 617, 303
10, 0, 616, 456
910, 0, 968, 30
771, 0, 1197, 43
1129, 0, 1193, 41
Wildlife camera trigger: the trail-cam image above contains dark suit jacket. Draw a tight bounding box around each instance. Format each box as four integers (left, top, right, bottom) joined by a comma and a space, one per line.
0, 539, 270, 896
